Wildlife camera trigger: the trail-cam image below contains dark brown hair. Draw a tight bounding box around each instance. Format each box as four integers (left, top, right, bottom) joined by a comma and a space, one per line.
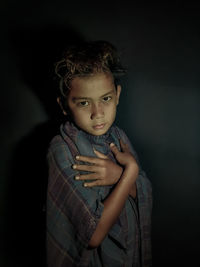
55, 40, 126, 99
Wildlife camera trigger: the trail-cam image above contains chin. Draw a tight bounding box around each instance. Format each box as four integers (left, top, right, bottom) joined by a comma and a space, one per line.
90, 127, 110, 136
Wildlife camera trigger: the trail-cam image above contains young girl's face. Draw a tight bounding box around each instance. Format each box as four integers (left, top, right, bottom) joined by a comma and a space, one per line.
67, 72, 121, 136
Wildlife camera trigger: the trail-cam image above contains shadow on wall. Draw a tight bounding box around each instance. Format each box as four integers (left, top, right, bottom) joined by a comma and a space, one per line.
4, 25, 85, 267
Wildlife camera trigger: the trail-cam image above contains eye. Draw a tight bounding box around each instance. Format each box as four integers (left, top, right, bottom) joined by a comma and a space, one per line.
102, 96, 112, 102
78, 101, 89, 107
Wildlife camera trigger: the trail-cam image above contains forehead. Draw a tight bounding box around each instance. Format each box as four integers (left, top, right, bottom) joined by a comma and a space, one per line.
69, 72, 115, 98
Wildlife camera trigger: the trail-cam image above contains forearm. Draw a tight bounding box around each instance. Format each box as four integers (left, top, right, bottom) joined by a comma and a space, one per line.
129, 182, 137, 198
88, 163, 138, 248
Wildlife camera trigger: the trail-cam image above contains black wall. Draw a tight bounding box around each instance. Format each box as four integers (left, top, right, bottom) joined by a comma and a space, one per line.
1, 1, 200, 266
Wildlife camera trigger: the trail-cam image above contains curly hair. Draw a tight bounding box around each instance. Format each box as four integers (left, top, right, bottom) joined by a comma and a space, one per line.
55, 40, 126, 98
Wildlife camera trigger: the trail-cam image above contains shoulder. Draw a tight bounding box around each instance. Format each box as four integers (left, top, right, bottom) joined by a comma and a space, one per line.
111, 125, 132, 146
49, 134, 64, 147
111, 125, 128, 140
48, 121, 76, 154
48, 134, 67, 154
47, 133, 75, 168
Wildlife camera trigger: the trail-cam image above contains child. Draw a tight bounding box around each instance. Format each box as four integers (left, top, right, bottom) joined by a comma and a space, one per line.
46, 40, 152, 267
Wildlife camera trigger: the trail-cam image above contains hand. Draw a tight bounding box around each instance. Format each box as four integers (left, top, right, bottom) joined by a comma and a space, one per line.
110, 140, 139, 182
72, 149, 123, 187
110, 139, 138, 169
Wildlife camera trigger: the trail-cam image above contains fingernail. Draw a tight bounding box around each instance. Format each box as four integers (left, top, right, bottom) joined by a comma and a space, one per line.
84, 183, 88, 187
76, 155, 79, 159
93, 148, 97, 153
72, 165, 76, 169
110, 143, 115, 147
75, 176, 79, 180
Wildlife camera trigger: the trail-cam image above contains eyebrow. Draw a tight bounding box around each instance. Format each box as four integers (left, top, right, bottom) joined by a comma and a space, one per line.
72, 89, 115, 102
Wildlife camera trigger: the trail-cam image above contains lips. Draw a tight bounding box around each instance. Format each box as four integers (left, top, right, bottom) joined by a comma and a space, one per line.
93, 123, 105, 130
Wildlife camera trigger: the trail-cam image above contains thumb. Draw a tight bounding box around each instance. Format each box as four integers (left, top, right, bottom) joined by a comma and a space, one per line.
110, 143, 120, 156
119, 139, 129, 153
93, 148, 108, 159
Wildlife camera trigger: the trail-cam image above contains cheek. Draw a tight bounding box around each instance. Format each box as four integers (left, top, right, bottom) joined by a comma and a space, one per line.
105, 102, 117, 115
72, 108, 90, 122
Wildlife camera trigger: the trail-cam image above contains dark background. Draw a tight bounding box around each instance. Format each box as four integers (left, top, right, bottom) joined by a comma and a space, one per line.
1, 1, 200, 266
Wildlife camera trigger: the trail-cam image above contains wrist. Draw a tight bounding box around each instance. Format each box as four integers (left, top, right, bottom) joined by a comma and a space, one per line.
126, 160, 139, 172
122, 162, 138, 181
125, 163, 139, 182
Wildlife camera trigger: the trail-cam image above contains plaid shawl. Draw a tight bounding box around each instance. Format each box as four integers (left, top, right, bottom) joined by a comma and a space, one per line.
46, 121, 152, 266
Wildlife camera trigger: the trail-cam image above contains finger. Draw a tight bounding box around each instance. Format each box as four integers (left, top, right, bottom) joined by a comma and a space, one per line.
75, 155, 98, 164
93, 148, 108, 159
75, 173, 99, 181
84, 180, 104, 188
72, 164, 101, 173
76, 154, 106, 167
109, 143, 120, 156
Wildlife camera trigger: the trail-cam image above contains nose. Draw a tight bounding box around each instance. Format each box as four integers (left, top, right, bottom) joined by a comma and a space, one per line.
90, 102, 104, 120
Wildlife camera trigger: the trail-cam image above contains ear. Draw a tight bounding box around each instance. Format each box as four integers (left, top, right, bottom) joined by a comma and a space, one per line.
116, 85, 121, 105
57, 97, 67, 116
